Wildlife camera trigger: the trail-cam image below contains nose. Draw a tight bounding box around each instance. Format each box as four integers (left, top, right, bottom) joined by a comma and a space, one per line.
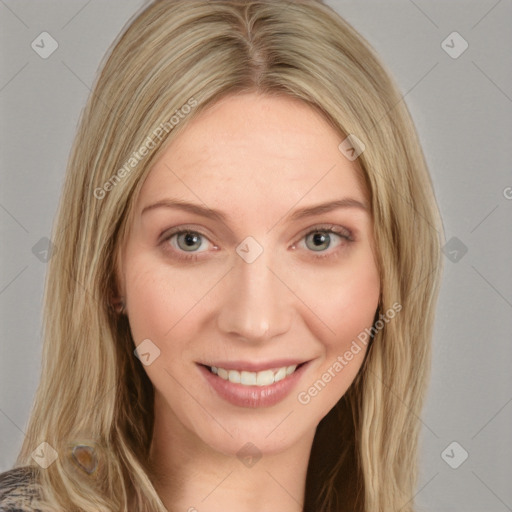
216, 247, 293, 343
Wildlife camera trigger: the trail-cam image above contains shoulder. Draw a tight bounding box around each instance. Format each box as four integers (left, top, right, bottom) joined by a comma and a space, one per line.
0, 467, 40, 512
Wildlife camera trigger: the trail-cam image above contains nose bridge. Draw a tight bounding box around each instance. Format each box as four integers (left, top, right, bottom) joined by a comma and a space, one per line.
216, 243, 291, 341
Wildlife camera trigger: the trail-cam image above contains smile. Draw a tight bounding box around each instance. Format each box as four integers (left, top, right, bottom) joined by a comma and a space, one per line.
197, 360, 310, 408
209, 364, 298, 386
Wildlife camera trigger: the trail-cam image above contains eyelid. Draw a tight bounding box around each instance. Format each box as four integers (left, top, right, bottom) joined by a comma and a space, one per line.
296, 223, 353, 242
159, 224, 215, 244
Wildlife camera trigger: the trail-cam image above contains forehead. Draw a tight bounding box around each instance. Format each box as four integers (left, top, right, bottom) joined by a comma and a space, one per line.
136, 93, 367, 216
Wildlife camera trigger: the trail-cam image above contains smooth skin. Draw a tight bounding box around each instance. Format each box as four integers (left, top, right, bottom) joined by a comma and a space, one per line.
117, 93, 380, 512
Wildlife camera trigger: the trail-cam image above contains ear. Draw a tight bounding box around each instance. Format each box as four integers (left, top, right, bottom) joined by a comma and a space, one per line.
112, 299, 126, 314
109, 246, 127, 314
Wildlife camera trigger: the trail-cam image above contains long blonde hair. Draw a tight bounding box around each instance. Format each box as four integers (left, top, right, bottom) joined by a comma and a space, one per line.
13, 1, 443, 510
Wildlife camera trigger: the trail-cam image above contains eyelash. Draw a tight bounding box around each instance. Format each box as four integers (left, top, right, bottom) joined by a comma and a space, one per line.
159, 224, 353, 263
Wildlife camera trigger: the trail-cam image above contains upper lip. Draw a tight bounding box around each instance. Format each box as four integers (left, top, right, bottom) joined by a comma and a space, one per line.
199, 359, 308, 372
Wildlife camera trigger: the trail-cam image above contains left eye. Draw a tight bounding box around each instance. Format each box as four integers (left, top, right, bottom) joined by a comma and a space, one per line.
171, 231, 210, 252
300, 227, 350, 253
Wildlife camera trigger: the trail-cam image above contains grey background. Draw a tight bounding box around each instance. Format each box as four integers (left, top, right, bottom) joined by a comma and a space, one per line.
1, 1, 511, 510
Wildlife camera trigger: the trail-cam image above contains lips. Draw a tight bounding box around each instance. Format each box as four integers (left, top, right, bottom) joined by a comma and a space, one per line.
197, 359, 310, 408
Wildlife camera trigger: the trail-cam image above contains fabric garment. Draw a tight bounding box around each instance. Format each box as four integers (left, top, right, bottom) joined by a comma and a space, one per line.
0, 467, 40, 512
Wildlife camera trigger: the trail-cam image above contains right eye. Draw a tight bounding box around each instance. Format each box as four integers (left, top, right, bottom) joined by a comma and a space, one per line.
160, 228, 217, 262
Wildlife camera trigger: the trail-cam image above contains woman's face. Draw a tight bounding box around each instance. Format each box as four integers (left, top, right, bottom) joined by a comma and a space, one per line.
118, 93, 380, 456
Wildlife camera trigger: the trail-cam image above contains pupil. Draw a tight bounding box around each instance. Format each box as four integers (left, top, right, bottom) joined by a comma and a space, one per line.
183, 232, 200, 248
307, 232, 330, 251
314, 233, 326, 245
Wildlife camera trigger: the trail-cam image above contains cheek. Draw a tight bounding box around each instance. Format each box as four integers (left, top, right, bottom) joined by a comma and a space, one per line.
125, 263, 170, 342
124, 252, 212, 344
291, 250, 380, 349
291, 249, 380, 405
329, 261, 380, 347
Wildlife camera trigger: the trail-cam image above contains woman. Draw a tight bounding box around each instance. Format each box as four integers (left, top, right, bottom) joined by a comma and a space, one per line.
0, 0, 443, 510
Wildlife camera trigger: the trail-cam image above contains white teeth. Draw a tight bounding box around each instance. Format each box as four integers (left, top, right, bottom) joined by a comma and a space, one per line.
256, 370, 274, 386
228, 370, 241, 383
241, 371, 257, 385
274, 367, 287, 382
210, 364, 298, 386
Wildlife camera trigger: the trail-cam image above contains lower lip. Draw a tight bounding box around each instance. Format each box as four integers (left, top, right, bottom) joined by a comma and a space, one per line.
197, 363, 309, 408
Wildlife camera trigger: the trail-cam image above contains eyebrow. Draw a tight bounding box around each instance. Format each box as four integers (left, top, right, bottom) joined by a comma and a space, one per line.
141, 197, 368, 222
